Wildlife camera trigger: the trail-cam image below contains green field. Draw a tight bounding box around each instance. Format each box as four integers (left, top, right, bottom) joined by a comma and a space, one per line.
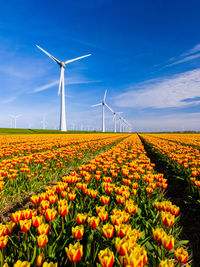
0, 128, 103, 135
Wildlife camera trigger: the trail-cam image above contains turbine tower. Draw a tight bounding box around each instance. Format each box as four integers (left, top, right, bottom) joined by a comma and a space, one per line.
92, 90, 111, 132
36, 45, 91, 131
41, 116, 47, 130
10, 115, 21, 129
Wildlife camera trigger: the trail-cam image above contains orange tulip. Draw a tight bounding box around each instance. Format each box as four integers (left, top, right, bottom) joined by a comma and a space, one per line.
72, 225, 84, 239
102, 223, 114, 239
90, 189, 98, 198
161, 211, 174, 227
159, 259, 174, 267
37, 234, 48, 247
36, 253, 45, 266
161, 235, 174, 250
68, 192, 76, 201
19, 219, 32, 232
65, 242, 83, 262
11, 211, 22, 223
115, 237, 129, 255
98, 211, 108, 222
100, 195, 110, 205
45, 209, 57, 221
174, 247, 188, 263
88, 216, 100, 229
76, 213, 88, 224
115, 224, 131, 238
30, 195, 40, 204
58, 205, 68, 216
0, 235, 8, 248
98, 248, 114, 267
32, 216, 43, 227
37, 223, 50, 235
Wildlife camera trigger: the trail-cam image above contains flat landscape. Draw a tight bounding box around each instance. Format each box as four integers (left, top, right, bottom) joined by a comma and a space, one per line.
0, 132, 199, 266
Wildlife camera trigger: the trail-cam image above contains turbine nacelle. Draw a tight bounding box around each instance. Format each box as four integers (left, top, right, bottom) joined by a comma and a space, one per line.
61, 62, 66, 68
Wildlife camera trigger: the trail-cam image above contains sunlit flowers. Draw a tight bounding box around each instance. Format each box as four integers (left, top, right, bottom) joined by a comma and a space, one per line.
161, 211, 175, 227
88, 216, 100, 229
100, 195, 110, 205
65, 242, 83, 262
102, 223, 114, 239
45, 209, 57, 221
98, 248, 114, 267
0, 235, 8, 248
72, 225, 84, 239
174, 247, 188, 263
37, 234, 48, 247
19, 219, 31, 232
77, 213, 88, 224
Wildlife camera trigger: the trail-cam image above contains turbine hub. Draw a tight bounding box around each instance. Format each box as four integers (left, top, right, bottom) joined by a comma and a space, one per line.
61, 62, 66, 68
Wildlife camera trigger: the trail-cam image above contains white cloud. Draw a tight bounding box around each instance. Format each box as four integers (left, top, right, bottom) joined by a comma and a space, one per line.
2, 96, 16, 103
32, 77, 101, 93
160, 43, 200, 69
181, 43, 200, 56
165, 53, 200, 67
33, 81, 59, 93
115, 68, 200, 109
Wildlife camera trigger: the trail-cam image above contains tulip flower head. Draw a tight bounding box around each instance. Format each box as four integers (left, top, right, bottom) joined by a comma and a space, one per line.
65, 242, 83, 262
174, 247, 188, 263
19, 219, 32, 232
102, 223, 114, 239
98, 248, 114, 267
37, 234, 48, 247
72, 225, 84, 239
76, 213, 88, 224
88, 216, 100, 229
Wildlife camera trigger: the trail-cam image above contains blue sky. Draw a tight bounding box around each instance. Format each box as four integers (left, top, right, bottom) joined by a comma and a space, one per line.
1, 0, 200, 131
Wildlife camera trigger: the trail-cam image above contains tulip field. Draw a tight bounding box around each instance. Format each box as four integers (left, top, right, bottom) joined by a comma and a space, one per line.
0, 132, 198, 266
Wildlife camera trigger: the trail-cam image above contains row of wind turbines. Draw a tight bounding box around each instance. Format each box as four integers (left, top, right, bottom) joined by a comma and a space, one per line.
31, 45, 131, 132
91, 90, 131, 132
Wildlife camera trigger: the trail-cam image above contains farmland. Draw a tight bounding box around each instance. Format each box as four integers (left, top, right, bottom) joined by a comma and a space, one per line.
0, 133, 199, 266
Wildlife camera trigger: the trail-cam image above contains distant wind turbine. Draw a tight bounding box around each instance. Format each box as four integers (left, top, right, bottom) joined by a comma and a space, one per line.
92, 90, 112, 132
106, 105, 123, 133
41, 116, 47, 130
10, 114, 21, 129
36, 45, 91, 131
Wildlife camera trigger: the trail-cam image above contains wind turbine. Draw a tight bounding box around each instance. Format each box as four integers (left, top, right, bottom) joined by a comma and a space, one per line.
92, 90, 112, 132
10, 115, 21, 129
41, 116, 47, 130
36, 45, 91, 131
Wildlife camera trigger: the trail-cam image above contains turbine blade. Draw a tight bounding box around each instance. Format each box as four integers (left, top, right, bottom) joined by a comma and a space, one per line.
104, 89, 107, 102
58, 67, 64, 95
36, 45, 61, 65
65, 54, 91, 64
91, 103, 102, 107
105, 103, 114, 113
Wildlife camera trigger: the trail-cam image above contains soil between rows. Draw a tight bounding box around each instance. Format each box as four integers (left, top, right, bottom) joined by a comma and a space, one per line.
139, 135, 200, 267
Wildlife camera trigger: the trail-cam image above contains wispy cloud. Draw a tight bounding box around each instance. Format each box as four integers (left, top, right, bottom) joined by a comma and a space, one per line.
165, 53, 200, 67
181, 43, 200, 56
32, 77, 101, 93
158, 43, 200, 69
2, 96, 16, 103
33, 81, 58, 93
115, 68, 200, 109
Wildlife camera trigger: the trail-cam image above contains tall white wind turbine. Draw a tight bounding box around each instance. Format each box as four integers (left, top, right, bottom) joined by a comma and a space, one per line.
92, 90, 111, 132
36, 45, 91, 131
